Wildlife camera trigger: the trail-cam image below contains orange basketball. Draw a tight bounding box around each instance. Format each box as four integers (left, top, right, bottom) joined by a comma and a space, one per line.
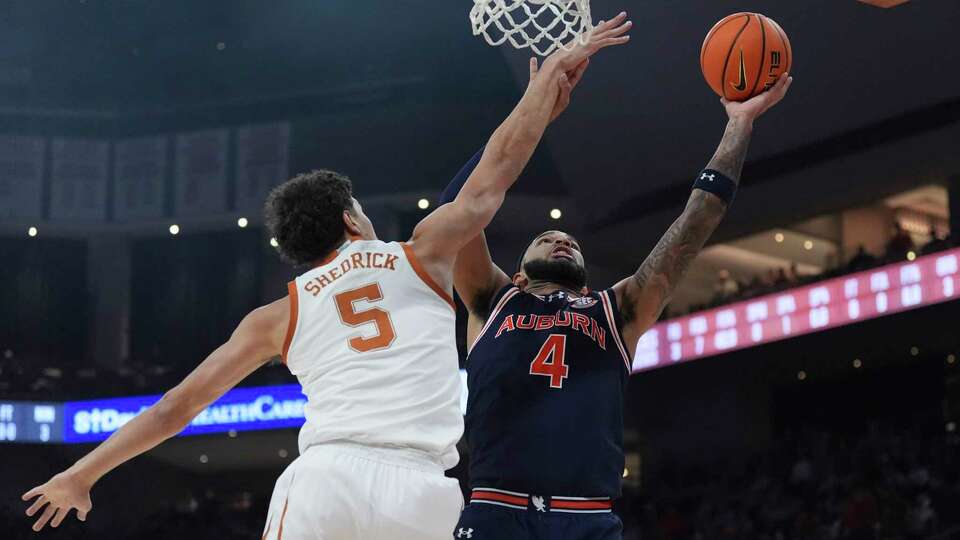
700, 13, 792, 101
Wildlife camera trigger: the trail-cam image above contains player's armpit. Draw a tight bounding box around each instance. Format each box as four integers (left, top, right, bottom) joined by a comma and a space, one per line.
454, 232, 511, 320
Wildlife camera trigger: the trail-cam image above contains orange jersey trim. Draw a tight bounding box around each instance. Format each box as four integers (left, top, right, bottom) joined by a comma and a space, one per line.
401, 243, 456, 310
261, 512, 274, 540
314, 249, 339, 268
276, 495, 290, 540
281, 281, 299, 364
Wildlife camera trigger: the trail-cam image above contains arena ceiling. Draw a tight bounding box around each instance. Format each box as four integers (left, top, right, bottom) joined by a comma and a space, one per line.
3, 0, 959, 282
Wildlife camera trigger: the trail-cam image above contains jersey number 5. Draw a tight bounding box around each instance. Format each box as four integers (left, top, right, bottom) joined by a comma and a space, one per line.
334, 283, 396, 352
529, 334, 569, 389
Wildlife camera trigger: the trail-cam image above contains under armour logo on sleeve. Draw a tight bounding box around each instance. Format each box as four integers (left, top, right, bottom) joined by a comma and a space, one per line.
457, 528, 474, 538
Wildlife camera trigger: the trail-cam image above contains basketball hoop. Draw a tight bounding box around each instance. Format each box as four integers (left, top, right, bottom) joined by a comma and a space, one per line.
470, 0, 594, 57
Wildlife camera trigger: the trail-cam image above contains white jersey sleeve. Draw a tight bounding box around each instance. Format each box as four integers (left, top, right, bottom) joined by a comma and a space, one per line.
283, 239, 463, 469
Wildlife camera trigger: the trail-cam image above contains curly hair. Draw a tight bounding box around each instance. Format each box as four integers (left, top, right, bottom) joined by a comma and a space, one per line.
264, 169, 354, 266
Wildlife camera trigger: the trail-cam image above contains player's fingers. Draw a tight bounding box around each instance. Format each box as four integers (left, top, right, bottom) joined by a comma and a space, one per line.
50, 506, 69, 528
767, 73, 792, 102
529, 57, 539, 80
25, 496, 48, 517
601, 12, 627, 31
22, 486, 43, 501
593, 14, 629, 39
33, 503, 58, 532
771, 72, 789, 92
77, 508, 89, 522
597, 35, 630, 49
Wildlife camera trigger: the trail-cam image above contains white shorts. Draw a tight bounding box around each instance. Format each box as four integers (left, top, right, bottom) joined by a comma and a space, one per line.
261, 442, 464, 540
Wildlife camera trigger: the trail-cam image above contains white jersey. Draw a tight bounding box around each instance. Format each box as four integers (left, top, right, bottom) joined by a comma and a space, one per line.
283, 239, 463, 469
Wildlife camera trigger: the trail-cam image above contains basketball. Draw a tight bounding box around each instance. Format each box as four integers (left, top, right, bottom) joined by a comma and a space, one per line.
700, 13, 792, 101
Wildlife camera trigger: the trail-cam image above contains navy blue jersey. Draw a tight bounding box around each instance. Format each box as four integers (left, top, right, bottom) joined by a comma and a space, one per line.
465, 285, 631, 498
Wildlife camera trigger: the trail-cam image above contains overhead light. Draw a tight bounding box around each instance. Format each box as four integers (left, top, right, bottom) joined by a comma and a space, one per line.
237, 217, 249, 228
774, 232, 784, 243
550, 209, 562, 220
418, 198, 430, 210
228, 430, 238, 438
169, 224, 180, 236
216, 42, 226, 51
199, 454, 209, 464
947, 422, 956, 433
853, 359, 862, 369
27, 226, 38, 237
278, 449, 289, 458
269, 237, 279, 248
948, 354, 956, 365
803, 240, 813, 250
622, 468, 630, 478
910, 346, 919, 357
907, 251, 916, 261
797, 370, 807, 381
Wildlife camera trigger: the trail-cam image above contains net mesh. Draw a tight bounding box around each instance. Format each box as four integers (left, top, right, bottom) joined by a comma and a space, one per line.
470, 0, 593, 57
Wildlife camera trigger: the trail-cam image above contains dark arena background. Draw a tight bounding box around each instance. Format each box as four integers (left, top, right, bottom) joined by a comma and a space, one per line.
3, 1, 960, 539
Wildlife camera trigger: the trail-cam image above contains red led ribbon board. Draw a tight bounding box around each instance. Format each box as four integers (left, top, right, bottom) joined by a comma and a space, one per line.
633, 247, 960, 372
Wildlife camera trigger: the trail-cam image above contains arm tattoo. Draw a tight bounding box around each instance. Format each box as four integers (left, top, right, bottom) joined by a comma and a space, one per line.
624, 118, 753, 323
706, 117, 753, 184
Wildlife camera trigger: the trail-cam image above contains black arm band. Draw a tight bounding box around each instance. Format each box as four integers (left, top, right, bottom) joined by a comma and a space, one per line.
692, 169, 737, 205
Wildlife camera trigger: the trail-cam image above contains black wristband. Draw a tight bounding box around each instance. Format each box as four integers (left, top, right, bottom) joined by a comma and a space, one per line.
692, 169, 737, 205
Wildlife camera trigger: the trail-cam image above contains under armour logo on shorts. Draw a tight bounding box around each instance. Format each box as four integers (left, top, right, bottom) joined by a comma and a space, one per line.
700, 172, 715, 182
532, 495, 547, 512
457, 528, 474, 538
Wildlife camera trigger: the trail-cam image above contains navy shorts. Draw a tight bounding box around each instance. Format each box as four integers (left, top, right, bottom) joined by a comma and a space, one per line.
453, 503, 623, 540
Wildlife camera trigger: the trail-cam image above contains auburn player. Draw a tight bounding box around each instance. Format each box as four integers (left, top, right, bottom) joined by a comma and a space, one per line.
19, 19, 631, 540
446, 73, 793, 539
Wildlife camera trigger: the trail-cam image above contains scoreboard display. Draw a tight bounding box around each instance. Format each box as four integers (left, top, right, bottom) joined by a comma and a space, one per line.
0, 401, 64, 443
0, 373, 471, 445
634, 247, 960, 372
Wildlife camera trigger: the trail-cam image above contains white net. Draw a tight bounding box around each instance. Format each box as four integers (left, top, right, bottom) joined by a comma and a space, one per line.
470, 0, 593, 57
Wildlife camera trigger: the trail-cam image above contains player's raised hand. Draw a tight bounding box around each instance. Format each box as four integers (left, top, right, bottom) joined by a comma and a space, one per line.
529, 57, 590, 122
22, 471, 93, 532
722, 72, 793, 122
542, 12, 632, 74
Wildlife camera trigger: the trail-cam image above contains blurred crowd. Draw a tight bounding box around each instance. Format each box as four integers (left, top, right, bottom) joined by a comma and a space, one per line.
619, 419, 960, 540
689, 226, 956, 316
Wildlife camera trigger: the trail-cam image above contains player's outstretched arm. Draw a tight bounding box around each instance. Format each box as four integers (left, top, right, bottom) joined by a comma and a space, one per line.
452, 51, 599, 320
21, 298, 289, 532
409, 14, 632, 297
613, 73, 793, 356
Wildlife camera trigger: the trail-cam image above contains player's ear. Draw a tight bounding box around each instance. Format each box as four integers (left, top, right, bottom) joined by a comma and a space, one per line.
343, 210, 363, 238
512, 272, 528, 289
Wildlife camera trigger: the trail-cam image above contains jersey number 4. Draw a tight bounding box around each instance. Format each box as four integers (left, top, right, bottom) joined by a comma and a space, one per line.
529, 334, 569, 389
334, 283, 397, 352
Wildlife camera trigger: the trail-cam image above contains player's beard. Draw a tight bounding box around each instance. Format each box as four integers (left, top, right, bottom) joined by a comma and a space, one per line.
523, 258, 587, 291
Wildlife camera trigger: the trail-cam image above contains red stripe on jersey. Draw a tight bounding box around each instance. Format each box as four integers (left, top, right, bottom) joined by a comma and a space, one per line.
471, 491, 528, 506
551, 499, 613, 510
